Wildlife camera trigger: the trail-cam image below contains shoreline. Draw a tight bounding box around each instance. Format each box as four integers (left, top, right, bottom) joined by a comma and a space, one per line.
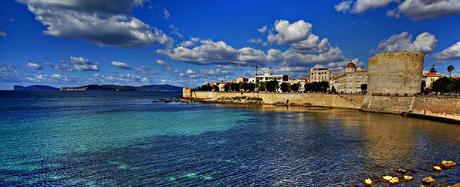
181, 91, 460, 125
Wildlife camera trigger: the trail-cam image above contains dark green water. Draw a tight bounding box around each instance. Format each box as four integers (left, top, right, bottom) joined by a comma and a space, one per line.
0, 91, 459, 186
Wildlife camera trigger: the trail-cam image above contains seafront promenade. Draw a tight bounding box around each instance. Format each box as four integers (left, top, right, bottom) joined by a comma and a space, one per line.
183, 90, 460, 124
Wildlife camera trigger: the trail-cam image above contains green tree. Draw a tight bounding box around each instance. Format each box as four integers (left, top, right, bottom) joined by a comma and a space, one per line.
266, 80, 279, 92
224, 83, 231, 92
291, 83, 300, 92
360, 84, 367, 93
212, 85, 219, 91
247, 83, 256, 92
258, 82, 266, 92
231, 83, 240, 92
432, 77, 454, 93
280, 82, 290, 93
447, 65, 455, 76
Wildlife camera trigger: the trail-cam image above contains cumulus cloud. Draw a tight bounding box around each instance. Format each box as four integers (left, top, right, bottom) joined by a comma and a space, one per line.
158, 20, 344, 69
27, 62, 43, 70
375, 32, 437, 53
111, 61, 132, 69
434, 42, 460, 61
19, 0, 172, 47
268, 20, 312, 44
335, 0, 460, 20
70, 56, 99, 71
397, 0, 460, 20
0, 31, 6, 38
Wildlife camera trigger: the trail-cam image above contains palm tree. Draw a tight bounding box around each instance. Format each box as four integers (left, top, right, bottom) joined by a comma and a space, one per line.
447, 65, 455, 76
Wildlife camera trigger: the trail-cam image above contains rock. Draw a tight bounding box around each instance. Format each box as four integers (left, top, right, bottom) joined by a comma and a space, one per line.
403, 175, 414, 182
382, 175, 393, 183
389, 177, 399, 185
440, 160, 456, 169
363, 178, 373, 186
432, 164, 442, 172
452, 183, 460, 187
396, 168, 407, 174
422, 176, 436, 186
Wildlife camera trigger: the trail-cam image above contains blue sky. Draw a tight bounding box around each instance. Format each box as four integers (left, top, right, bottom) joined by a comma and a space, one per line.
1, 0, 460, 89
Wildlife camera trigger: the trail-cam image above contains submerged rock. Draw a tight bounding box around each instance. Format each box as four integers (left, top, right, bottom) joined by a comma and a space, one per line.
422, 176, 436, 186
432, 164, 442, 172
382, 175, 393, 183
396, 168, 407, 174
363, 178, 373, 186
403, 175, 414, 182
389, 177, 399, 185
440, 160, 456, 169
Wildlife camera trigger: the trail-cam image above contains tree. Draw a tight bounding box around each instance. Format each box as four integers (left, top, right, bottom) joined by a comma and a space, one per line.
360, 84, 367, 93
212, 85, 219, 92
247, 83, 256, 92
280, 82, 290, 93
224, 83, 231, 92
291, 83, 300, 92
258, 82, 266, 92
266, 80, 279, 92
199, 84, 213, 91
432, 77, 454, 93
448, 65, 455, 76
231, 83, 240, 92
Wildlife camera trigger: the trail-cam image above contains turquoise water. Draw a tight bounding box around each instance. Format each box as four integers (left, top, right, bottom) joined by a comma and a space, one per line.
0, 91, 459, 186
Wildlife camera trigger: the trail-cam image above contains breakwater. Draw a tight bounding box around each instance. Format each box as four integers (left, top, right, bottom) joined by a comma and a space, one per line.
183, 90, 460, 123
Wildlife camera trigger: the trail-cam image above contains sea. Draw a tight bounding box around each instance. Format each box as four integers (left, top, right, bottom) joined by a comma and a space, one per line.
0, 91, 459, 186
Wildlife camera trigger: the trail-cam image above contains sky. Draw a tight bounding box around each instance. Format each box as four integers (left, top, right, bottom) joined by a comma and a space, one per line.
1, 0, 460, 90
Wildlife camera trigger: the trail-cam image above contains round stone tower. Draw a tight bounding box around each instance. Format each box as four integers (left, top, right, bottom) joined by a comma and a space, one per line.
368, 52, 424, 96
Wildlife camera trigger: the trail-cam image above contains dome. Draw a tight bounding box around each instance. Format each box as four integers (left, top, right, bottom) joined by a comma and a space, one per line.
346, 62, 356, 69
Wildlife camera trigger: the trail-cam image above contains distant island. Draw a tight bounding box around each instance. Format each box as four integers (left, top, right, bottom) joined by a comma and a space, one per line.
13, 84, 182, 92
13, 85, 60, 91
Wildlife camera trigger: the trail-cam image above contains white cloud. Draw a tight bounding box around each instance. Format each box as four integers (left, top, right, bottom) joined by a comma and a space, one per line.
257, 26, 268, 33
70, 56, 99, 71
335, 0, 353, 13
434, 42, 460, 61
27, 62, 42, 70
111, 61, 132, 69
159, 20, 344, 68
0, 31, 6, 38
335, 0, 460, 20
163, 8, 170, 19
397, 0, 460, 20
20, 0, 172, 47
375, 32, 437, 53
268, 20, 312, 44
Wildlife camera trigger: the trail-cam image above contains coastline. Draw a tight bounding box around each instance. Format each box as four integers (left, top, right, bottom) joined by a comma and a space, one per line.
182, 90, 460, 124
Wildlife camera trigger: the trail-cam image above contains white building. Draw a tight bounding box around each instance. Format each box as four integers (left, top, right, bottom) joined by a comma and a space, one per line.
422, 66, 444, 89
330, 62, 368, 94
308, 67, 331, 83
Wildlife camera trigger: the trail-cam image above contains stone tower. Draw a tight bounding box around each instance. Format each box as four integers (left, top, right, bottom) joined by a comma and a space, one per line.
368, 52, 424, 96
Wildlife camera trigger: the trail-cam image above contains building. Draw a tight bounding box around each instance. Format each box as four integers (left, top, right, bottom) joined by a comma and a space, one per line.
255, 72, 288, 84
287, 78, 307, 92
233, 77, 248, 83
308, 67, 331, 83
422, 65, 444, 89
368, 52, 424, 96
330, 62, 368, 94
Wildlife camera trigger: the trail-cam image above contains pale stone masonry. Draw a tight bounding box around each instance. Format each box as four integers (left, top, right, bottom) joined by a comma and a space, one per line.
368, 52, 424, 95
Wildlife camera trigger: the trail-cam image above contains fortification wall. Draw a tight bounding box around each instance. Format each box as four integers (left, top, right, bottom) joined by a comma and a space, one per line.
368, 52, 424, 95
184, 90, 460, 123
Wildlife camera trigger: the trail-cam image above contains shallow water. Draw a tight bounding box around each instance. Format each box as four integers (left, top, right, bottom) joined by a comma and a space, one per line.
0, 91, 459, 186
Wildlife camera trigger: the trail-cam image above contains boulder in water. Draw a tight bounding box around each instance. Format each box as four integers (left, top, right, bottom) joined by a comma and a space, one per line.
388, 177, 399, 185
403, 175, 413, 182
440, 160, 456, 169
432, 164, 442, 172
363, 178, 373, 186
382, 175, 393, 183
422, 176, 436, 186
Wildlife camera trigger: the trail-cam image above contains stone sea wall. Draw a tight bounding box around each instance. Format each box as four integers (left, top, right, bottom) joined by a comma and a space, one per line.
184, 90, 460, 123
